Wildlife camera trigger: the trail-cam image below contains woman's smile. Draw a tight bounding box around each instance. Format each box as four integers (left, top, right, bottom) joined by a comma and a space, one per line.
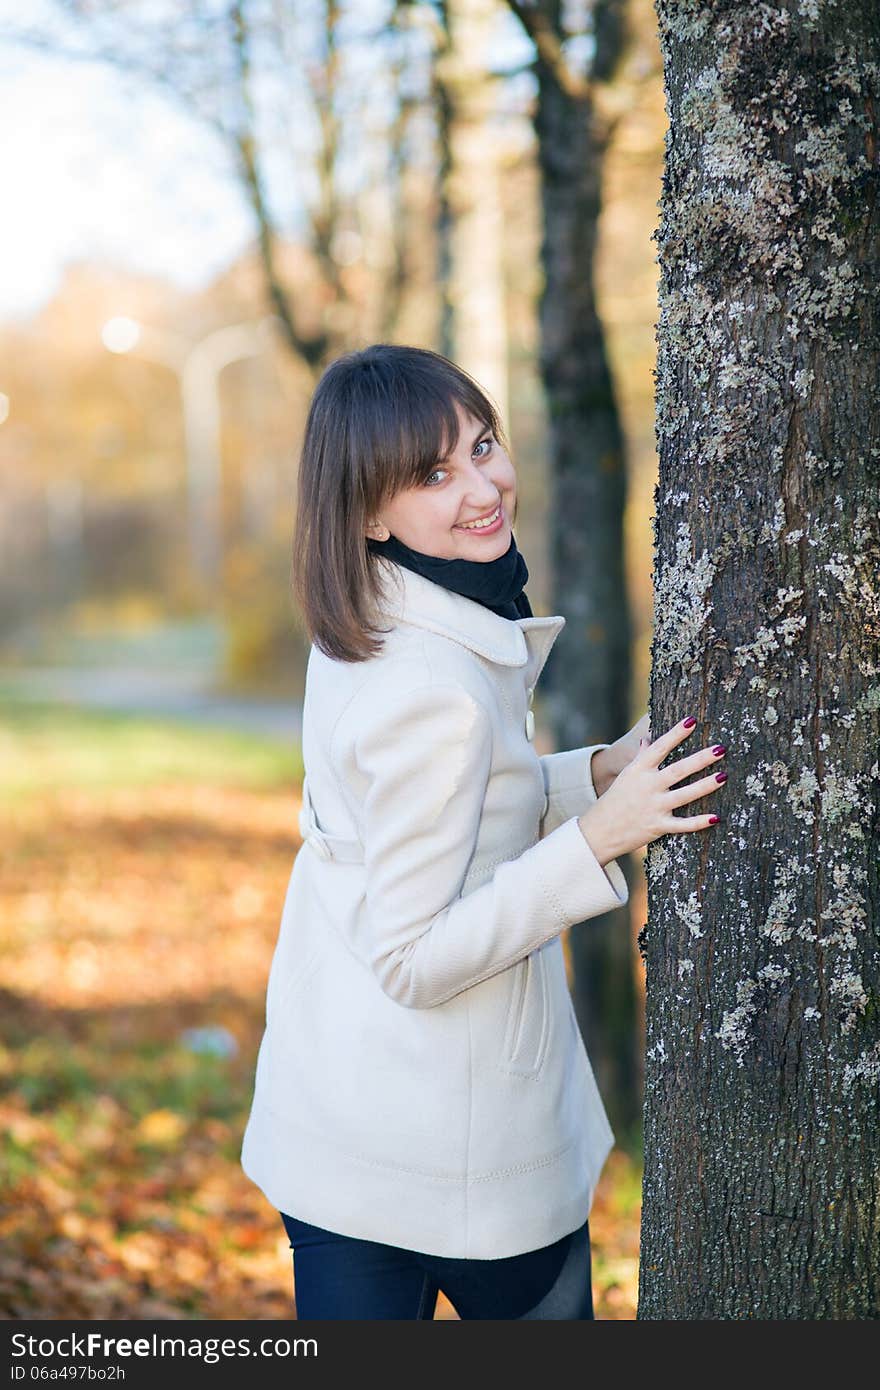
453, 503, 504, 535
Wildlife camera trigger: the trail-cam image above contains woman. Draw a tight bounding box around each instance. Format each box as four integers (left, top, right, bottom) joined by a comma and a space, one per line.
240, 344, 727, 1319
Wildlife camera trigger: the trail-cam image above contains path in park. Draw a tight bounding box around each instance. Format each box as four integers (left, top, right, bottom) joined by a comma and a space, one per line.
0, 665, 302, 743
0, 617, 302, 742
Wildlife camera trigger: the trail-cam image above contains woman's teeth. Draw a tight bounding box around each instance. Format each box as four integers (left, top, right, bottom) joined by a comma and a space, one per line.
457, 505, 501, 530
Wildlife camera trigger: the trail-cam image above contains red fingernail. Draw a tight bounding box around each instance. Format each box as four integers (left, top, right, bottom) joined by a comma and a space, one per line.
682, 716, 696, 728
712, 744, 726, 756
709, 815, 720, 824
715, 771, 728, 783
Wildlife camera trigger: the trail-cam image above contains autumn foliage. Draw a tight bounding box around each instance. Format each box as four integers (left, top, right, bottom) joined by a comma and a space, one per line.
0, 702, 639, 1319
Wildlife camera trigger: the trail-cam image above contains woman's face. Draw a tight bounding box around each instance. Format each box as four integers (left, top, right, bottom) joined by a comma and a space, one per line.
367, 401, 517, 560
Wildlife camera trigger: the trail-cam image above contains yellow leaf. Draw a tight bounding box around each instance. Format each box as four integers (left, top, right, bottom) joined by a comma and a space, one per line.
136, 1109, 185, 1144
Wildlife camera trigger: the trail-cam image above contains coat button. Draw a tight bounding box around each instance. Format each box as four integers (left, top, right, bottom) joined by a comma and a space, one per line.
525, 708, 535, 741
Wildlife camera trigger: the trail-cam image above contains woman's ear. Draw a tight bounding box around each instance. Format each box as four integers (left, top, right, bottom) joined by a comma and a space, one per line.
365, 521, 390, 541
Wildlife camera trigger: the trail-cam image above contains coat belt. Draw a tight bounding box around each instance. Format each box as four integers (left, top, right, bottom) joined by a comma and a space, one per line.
299, 768, 551, 862
297, 774, 364, 863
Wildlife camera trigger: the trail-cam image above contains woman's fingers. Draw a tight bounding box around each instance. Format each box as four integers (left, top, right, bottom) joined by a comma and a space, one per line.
665, 767, 727, 812
663, 743, 726, 787
640, 715, 698, 766
631, 715, 726, 839
642, 717, 727, 832
663, 810, 721, 832
643, 718, 726, 783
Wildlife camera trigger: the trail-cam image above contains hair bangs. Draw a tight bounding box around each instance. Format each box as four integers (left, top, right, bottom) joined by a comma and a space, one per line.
349, 355, 500, 511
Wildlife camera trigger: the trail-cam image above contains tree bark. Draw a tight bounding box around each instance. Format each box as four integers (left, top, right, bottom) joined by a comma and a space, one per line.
639, 0, 880, 1318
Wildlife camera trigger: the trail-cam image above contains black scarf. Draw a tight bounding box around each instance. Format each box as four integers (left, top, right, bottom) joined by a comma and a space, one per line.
367, 531, 533, 620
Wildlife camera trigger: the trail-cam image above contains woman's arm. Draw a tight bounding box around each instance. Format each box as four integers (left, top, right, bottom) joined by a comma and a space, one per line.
538, 746, 615, 836
349, 680, 629, 1010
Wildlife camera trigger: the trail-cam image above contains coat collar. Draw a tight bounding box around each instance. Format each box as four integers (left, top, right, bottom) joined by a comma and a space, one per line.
373, 556, 566, 688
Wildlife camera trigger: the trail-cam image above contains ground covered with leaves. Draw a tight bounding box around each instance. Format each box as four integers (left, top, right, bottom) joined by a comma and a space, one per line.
0, 700, 641, 1320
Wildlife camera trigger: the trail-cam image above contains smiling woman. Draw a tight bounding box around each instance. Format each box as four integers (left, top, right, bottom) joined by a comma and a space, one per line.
241, 343, 633, 1320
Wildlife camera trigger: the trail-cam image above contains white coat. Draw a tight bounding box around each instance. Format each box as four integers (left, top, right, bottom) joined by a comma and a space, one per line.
240, 555, 629, 1259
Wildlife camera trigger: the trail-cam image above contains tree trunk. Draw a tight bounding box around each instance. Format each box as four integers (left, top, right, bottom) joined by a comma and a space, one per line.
436, 0, 510, 421
532, 1, 640, 1141
639, 0, 880, 1319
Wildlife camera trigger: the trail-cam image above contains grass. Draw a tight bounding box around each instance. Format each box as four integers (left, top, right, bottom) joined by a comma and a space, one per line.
0, 694, 301, 803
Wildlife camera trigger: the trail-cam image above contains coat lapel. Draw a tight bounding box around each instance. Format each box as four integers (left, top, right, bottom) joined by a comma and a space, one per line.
517, 614, 568, 690
373, 556, 566, 688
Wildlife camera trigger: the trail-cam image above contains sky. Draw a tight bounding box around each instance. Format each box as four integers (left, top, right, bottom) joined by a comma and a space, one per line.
0, 41, 255, 324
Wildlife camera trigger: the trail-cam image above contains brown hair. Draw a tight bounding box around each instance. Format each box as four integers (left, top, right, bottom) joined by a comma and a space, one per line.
292, 344, 515, 663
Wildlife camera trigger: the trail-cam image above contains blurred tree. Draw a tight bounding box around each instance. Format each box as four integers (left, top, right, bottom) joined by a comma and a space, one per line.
639, 0, 879, 1317
435, 0, 510, 420
506, 0, 654, 1143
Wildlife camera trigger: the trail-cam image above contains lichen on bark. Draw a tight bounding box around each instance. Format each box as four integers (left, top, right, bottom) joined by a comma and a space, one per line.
640, 0, 880, 1319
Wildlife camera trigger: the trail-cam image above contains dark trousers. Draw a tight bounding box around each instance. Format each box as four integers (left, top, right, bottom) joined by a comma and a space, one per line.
279, 1211, 595, 1320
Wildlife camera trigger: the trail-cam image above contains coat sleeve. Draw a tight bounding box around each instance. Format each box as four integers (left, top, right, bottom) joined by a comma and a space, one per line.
538, 745, 610, 838
352, 682, 629, 1009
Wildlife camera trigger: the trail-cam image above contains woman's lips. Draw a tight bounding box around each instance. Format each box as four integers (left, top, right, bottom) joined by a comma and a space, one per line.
453, 504, 504, 536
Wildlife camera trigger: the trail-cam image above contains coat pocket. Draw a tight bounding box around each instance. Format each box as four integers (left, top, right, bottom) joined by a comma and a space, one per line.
264, 949, 323, 1085
267, 948, 321, 1028
499, 947, 550, 1078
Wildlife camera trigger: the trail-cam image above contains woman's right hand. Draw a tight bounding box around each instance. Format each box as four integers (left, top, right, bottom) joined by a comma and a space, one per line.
577, 716, 727, 866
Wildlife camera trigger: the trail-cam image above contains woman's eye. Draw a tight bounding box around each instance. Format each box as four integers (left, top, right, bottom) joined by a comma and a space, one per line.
424, 438, 493, 485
